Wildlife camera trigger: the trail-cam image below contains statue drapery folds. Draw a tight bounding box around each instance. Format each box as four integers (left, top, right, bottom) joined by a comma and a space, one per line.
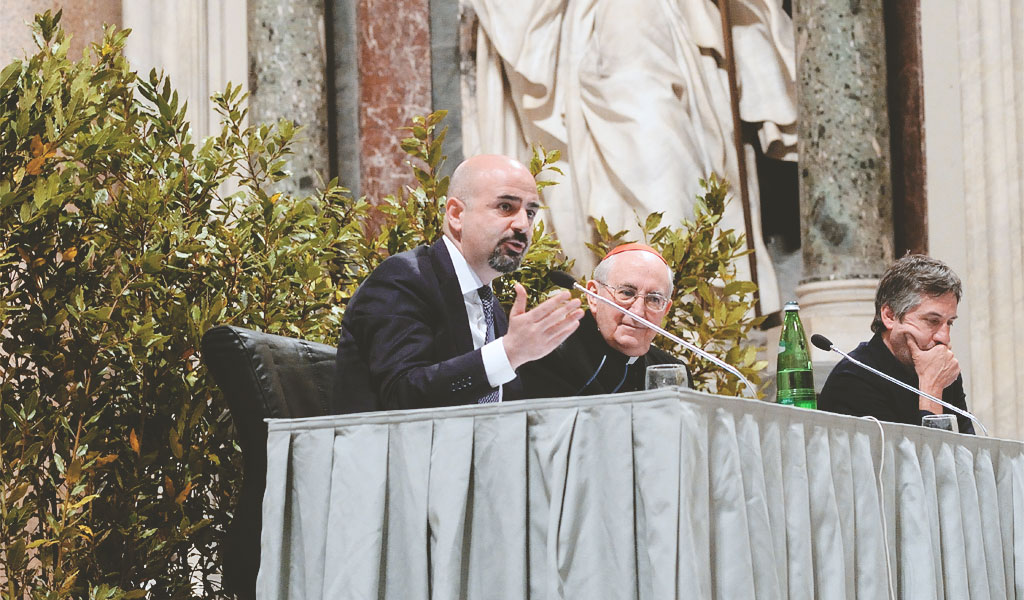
463, 0, 796, 311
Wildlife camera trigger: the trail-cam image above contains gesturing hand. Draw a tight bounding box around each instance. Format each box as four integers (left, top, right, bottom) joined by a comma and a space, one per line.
503, 282, 584, 369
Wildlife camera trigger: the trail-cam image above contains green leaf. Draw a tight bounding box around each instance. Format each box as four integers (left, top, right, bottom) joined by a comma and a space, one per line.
7, 482, 31, 505
67, 494, 100, 512
141, 252, 165, 275
0, 60, 21, 91
643, 212, 663, 233
7, 539, 26, 570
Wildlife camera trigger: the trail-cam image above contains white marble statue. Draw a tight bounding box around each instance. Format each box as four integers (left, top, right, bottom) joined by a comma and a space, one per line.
462, 0, 796, 311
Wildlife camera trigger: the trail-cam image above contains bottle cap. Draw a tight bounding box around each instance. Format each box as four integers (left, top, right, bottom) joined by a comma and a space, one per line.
784, 301, 799, 311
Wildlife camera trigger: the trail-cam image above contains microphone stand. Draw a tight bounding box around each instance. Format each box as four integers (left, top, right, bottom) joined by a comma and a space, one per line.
815, 338, 988, 436
569, 282, 760, 399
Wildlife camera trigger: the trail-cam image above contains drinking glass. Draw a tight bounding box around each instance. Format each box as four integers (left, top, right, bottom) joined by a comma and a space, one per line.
922, 413, 959, 433
645, 364, 688, 390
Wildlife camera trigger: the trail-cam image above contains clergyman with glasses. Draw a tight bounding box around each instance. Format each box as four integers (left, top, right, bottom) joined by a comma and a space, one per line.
520, 243, 687, 397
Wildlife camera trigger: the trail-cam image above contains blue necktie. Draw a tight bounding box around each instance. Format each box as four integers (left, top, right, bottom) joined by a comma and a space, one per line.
477, 286, 500, 403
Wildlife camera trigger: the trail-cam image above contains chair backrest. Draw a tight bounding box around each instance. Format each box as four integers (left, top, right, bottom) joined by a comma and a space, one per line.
201, 325, 336, 600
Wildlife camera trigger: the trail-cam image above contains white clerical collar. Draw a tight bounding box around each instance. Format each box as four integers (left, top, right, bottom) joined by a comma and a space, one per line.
442, 235, 486, 295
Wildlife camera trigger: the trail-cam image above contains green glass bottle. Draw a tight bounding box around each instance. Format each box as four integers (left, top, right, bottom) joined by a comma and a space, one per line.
776, 301, 816, 409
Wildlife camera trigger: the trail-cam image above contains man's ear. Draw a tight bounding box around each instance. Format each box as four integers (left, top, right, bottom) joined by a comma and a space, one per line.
445, 196, 465, 238
880, 304, 898, 329
585, 280, 599, 311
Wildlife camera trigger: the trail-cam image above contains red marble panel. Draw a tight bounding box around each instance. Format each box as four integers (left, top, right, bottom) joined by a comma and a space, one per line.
59, 0, 122, 59
2, 0, 120, 63
357, 0, 433, 202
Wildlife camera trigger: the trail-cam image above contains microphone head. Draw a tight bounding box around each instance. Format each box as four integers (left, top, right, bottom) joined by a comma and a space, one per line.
549, 270, 577, 290
810, 334, 833, 351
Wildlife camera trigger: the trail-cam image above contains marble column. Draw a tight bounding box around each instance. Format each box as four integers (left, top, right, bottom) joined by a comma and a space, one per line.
794, 0, 894, 371
355, 0, 432, 201
248, 0, 329, 195
430, 0, 465, 177
921, 0, 1024, 439
123, 2, 247, 141
327, 0, 360, 196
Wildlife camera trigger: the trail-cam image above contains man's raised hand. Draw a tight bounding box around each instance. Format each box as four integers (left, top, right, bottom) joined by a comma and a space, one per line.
503, 282, 584, 369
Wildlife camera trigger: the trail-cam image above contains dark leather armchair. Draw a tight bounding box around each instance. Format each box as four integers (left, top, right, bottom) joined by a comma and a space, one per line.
201, 325, 336, 599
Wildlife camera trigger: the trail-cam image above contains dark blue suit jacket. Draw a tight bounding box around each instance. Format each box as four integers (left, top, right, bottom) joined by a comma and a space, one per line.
335, 239, 522, 413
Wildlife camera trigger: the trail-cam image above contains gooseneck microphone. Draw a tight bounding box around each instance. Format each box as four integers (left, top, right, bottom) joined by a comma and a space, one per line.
550, 271, 758, 399
810, 334, 988, 436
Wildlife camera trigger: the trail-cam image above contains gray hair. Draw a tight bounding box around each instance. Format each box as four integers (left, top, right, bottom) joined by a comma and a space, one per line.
593, 251, 674, 294
871, 254, 962, 334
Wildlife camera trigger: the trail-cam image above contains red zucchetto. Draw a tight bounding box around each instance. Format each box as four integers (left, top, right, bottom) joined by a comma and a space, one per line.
602, 242, 667, 265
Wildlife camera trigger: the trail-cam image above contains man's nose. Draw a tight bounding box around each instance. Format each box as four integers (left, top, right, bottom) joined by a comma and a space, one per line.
511, 207, 531, 232
622, 295, 646, 319
934, 323, 952, 345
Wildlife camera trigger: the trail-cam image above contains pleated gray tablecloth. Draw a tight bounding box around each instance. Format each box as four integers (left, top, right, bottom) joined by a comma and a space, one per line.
258, 388, 1024, 599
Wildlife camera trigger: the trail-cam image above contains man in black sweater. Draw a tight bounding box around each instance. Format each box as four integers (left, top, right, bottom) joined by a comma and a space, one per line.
818, 255, 974, 433
520, 243, 684, 398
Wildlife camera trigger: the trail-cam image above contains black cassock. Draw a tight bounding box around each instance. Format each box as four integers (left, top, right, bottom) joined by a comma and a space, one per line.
519, 310, 686, 399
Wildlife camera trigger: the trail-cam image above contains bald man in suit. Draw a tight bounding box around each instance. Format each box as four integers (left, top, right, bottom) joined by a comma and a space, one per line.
335, 155, 584, 413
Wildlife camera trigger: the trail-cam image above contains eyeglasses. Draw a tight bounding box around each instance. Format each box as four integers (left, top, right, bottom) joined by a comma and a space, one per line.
595, 281, 669, 311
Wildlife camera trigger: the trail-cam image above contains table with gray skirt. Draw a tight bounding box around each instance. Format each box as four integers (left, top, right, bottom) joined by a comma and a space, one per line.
259, 388, 1024, 600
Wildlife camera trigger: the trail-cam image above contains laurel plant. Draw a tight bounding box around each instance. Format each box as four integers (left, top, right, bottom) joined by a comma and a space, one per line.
0, 12, 364, 598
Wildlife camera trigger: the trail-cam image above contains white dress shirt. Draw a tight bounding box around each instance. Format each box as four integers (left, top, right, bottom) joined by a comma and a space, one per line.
442, 236, 517, 397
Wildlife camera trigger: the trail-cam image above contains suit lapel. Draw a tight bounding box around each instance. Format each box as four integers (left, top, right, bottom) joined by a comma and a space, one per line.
429, 239, 475, 353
